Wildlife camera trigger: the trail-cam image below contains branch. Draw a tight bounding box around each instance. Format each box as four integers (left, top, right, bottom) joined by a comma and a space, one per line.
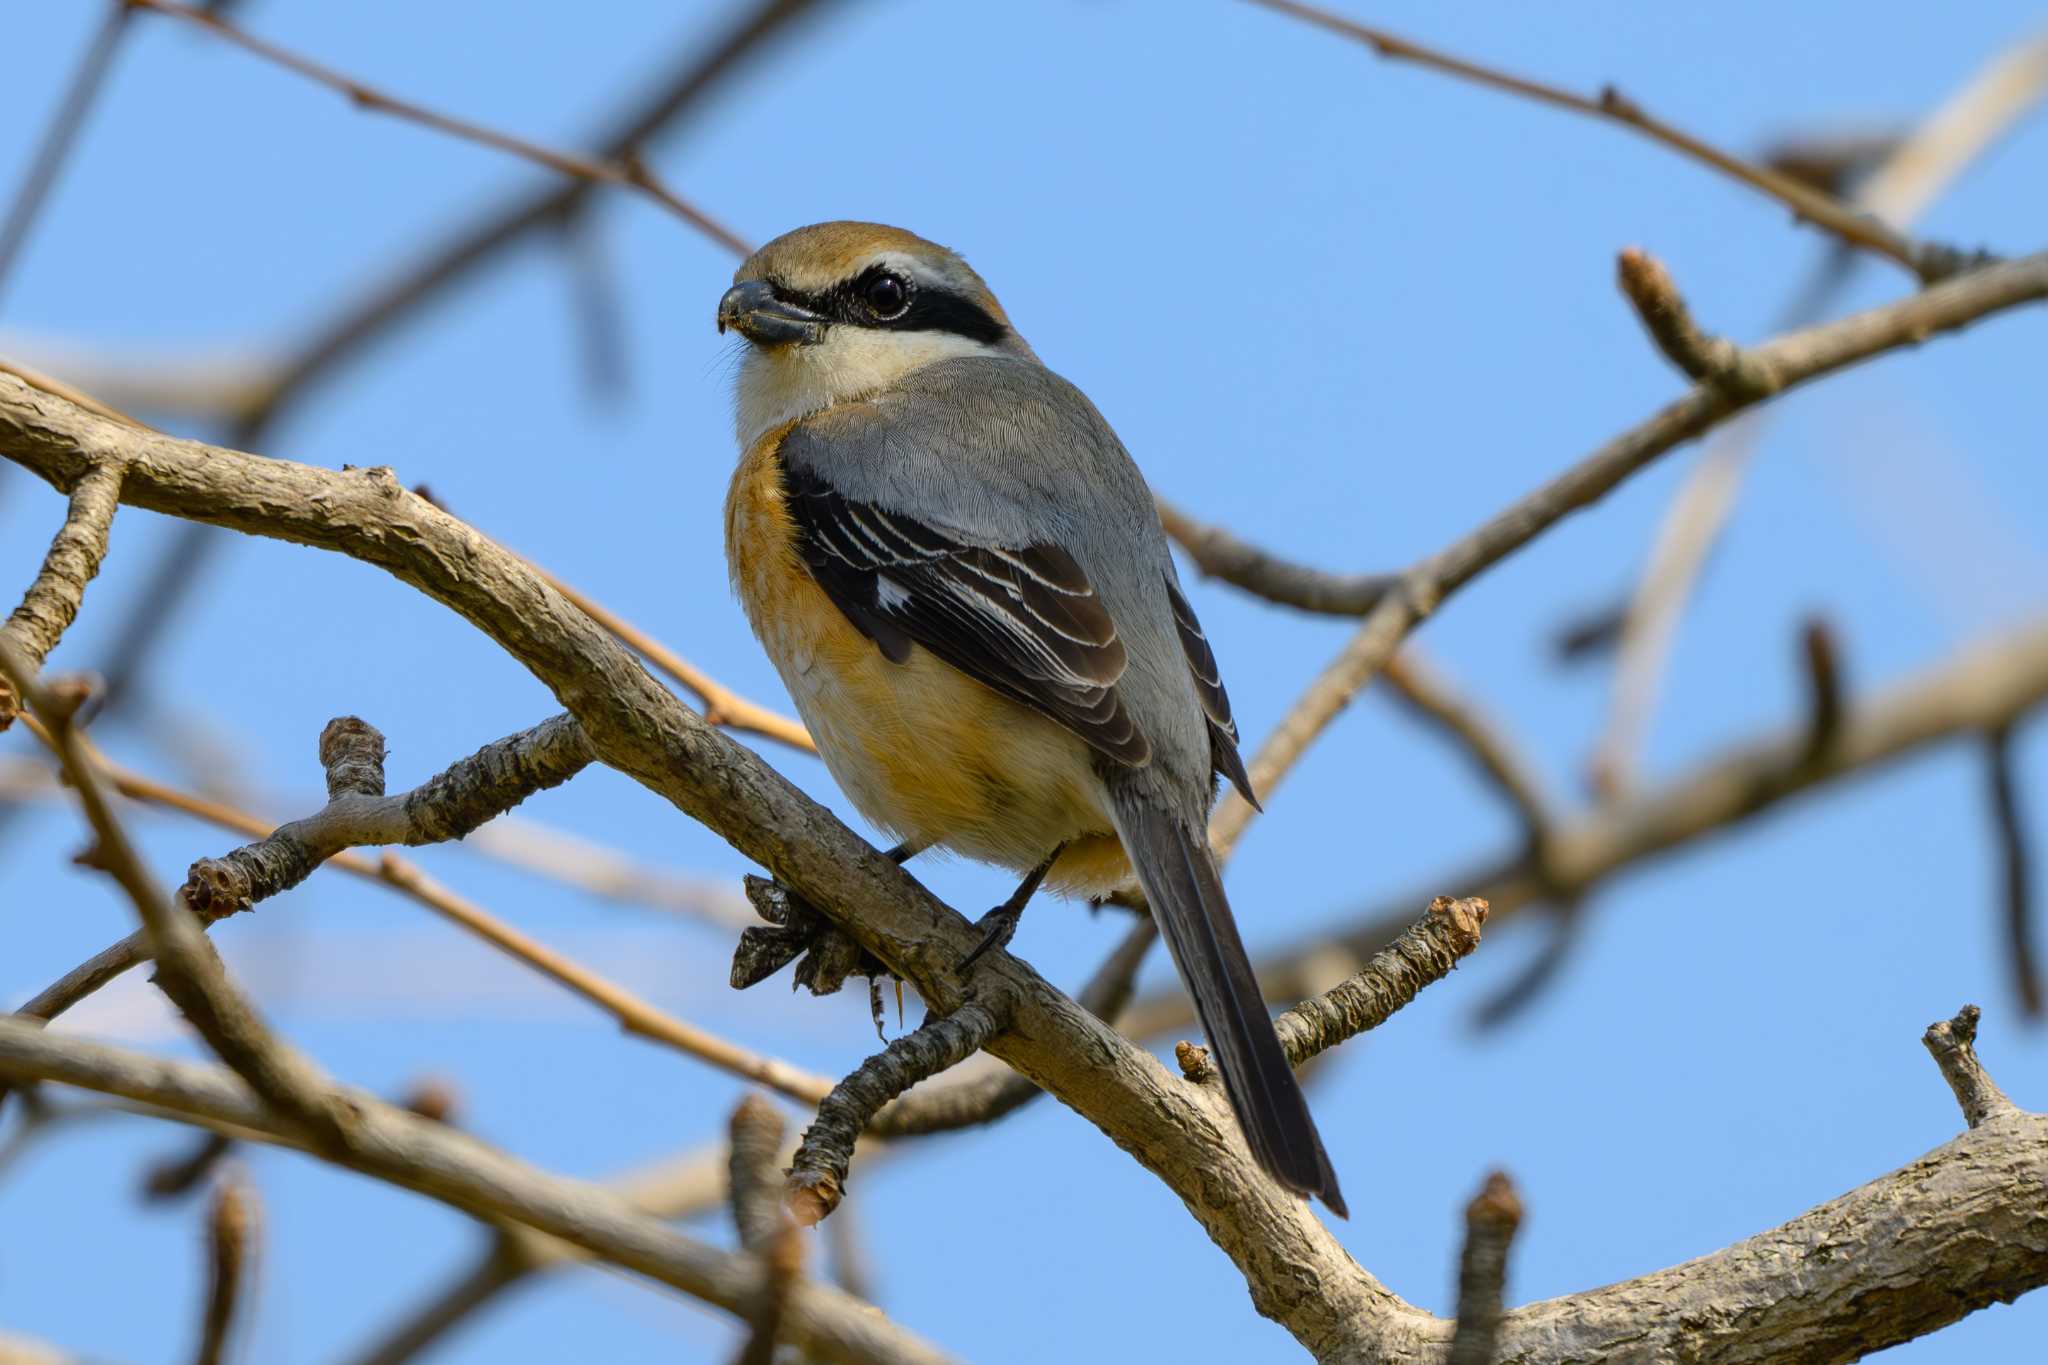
127, 0, 746, 256
0, 458, 124, 727
1381, 651, 1554, 851
727, 1095, 804, 1365
1924, 1005, 2020, 1128
6, 245, 2046, 1353
6, 711, 836, 1106
1985, 728, 2042, 1018
0, 640, 355, 1146
1585, 30, 2048, 796
0, 3, 136, 304
193, 1174, 257, 1365
1157, 496, 1393, 617
1202, 248, 2048, 859
1446, 1172, 1522, 1365
788, 1001, 1009, 1225
0, 1024, 955, 1365
1244, 0, 1970, 281
1273, 897, 1487, 1066
1616, 249, 1780, 395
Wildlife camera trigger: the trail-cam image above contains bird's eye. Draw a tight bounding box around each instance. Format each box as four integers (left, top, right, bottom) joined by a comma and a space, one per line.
863, 272, 909, 319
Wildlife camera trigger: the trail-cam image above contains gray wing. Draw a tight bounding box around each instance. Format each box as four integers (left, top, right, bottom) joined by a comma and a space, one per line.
778, 354, 1252, 799
779, 456, 1150, 766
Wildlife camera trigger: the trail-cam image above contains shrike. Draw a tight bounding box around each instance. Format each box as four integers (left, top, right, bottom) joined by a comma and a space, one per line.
718, 221, 1345, 1215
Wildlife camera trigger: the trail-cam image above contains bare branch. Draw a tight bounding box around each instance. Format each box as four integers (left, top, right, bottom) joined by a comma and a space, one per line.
1799, 616, 1847, 764
0, 1023, 955, 1365
1616, 248, 1780, 395
1925, 1005, 2020, 1129
728, 1094, 790, 1255
1447, 1172, 1522, 1365
1243, 0, 1968, 280
788, 1001, 1009, 1226
0, 4, 136, 304
1381, 651, 1554, 851
0, 458, 124, 727
193, 1174, 257, 1365
127, 0, 748, 256
1274, 897, 1487, 1066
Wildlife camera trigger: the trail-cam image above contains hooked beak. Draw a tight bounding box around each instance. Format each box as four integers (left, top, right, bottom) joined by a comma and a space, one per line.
717, 280, 825, 347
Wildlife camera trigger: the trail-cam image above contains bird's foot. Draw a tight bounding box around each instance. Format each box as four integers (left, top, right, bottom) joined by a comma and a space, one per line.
733, 875, 894, 1007
958, 903, 1022, 972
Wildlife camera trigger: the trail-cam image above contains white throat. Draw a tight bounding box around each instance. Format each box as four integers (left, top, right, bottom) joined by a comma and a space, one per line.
734, 327, 1003, 448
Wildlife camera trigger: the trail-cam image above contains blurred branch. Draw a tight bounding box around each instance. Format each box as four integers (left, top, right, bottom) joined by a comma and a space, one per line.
0, 1024, 954, 1365
1587, 30, 2048, 797
87, 0, 824, 717
1381, 651, 1554, 853
1446, 1172, 1523, 1365
727, 1095, 803, 1365
127, 0, 748, 256
193, 1174, 257, 1365
1985, 727, 2041, 1018
0, 3, 136, 305
1244, 0, 1977, 282
1799, 617, 1846, 763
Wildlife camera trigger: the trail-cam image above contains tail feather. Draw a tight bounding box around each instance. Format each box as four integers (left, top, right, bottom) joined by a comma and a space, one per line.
1110, 790, 1347, 1217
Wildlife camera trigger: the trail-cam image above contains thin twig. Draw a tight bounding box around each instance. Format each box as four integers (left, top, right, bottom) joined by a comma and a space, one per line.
126, 0, 748, 256
1446, 1171, 1523, 1365
1244, 0, 1961, 280
1272, 897, 1488, 1066
534, 565, 813, 753
788, 1001, 1010, 1226
1799, 617, 1847, 764
0, 4, 137, 305
1922, 1005, 2019, 1128
1985, 728, 2041, 1018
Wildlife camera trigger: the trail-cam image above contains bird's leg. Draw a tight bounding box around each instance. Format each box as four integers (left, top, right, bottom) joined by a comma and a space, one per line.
731, 839, 931, 995
960, 844, 1064, 971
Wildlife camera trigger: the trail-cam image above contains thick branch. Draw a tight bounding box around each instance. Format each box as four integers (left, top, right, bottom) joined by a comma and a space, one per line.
0, 1024, 953, 1365
789, 1001, 1009, 1226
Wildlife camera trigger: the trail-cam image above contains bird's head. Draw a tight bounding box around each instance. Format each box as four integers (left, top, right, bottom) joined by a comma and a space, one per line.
718, 222, 1030, 445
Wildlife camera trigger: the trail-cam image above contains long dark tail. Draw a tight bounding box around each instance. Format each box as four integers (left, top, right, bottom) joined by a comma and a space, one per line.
1110, 789, 1347, 1217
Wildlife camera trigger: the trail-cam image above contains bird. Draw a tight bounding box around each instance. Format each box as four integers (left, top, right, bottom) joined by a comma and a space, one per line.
717, 221, 1346, 1217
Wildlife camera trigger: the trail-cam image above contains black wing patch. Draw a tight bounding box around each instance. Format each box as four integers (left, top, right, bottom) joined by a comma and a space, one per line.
780, 457, 1151, 768
1165, 576, 1260, 809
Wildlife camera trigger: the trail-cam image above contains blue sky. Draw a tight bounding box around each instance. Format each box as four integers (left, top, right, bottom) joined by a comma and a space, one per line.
3, 2, 2045, 1360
